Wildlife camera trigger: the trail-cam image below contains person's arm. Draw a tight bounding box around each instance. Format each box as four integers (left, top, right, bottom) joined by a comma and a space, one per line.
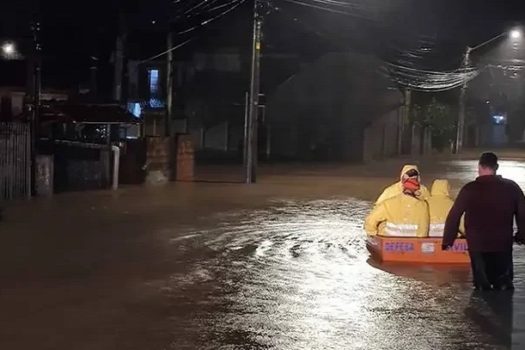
443, 187, 468, 248
365, 203, 387, 236
513, 182, 525, 244
458, 214, 466, 237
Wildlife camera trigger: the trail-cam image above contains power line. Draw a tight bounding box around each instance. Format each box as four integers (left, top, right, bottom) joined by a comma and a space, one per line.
139, 38, 193, 63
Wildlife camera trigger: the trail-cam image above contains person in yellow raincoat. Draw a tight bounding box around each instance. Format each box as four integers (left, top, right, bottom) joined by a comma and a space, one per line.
365, 175, 429, 237
426, 179, 464, 238
375, 165, 430, 205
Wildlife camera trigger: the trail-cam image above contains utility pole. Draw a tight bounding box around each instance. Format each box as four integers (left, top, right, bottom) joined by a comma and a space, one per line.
30, 18, 42, 196
456, 47, 471, 154
166, 31, 174, 137
398, 88, 411, 155
114, 12, 128, 104
245, 0, 263, 184
90, 57, 98, 99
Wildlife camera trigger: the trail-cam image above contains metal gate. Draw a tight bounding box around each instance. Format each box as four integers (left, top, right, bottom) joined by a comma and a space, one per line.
0, 122, 31, 200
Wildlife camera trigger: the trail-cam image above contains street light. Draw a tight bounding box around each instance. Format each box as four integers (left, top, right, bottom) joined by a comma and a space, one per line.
455, 27, 523, 154
510, 29, 522, 40
2, 42, 14, 55
1, 41, 18, 59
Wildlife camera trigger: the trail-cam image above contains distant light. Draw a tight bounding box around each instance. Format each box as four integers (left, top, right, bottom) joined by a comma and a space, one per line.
151, 20, 157, 25
493, 115, 506, 125
149, 98, 165, 109
486, 100, 490, 104
510, 29, 522, 40
148, 69, 159, 95
127, 102, 142, 118
1, 42, 15, 56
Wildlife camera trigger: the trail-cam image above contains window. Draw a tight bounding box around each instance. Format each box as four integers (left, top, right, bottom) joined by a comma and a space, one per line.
147, 69, 164, 108
127, 102, 142, 118
148, 69, 159, 97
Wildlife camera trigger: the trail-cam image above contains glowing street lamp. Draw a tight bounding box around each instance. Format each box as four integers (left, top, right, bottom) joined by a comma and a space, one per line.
510, 29, 523, 40
2, 42, 15, 55
1, 41, 17, 58
455, 27, 523, 154
1, 41, 23, 60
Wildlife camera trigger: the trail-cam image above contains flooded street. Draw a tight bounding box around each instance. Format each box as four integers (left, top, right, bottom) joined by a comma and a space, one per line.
1, 158, 525, 349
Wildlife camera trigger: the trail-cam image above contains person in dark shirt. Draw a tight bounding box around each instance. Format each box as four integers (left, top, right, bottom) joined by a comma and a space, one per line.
443, 152, 525, 290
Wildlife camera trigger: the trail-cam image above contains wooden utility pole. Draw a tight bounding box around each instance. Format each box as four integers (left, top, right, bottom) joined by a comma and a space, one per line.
245, 0, 263, 184
30, 18, 42, 196
90, 57, 98, 99
456, 47, 471, 154
166, 31, 174, 137
114, 12, 128, 104
398, 88, 411, 155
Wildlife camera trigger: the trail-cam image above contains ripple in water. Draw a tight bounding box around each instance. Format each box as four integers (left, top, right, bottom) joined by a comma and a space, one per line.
161, 198, 514, 350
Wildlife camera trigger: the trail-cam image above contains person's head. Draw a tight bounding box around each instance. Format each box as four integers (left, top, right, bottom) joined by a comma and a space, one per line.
401, 165, 420, 182
402, 175, 421, 196
431, 179, 450, 197
478, 152, 499, 176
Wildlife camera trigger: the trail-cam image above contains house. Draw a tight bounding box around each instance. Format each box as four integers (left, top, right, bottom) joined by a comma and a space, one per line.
37, 102, 144, 192
0, 86, 69, 121
124, 47, 250, 163
266, 52, 405, 162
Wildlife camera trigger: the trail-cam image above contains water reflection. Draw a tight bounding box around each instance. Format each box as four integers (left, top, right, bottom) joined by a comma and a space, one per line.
367, 259, 470, 287
465, 291, 513, 349
164, 198, 516, 349
436, 160, 525, 188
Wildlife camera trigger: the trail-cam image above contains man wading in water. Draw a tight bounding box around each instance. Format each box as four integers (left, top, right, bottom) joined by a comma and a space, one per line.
443, 152, 525, 291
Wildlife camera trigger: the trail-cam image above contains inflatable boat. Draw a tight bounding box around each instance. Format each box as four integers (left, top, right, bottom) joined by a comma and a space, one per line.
366, 236, 470, 264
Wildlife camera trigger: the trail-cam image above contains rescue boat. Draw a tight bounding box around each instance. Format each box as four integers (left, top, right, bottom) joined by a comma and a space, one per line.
366, 236, 470, 264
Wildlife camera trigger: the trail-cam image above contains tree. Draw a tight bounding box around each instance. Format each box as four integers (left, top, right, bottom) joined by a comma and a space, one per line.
411, 97, 456, 152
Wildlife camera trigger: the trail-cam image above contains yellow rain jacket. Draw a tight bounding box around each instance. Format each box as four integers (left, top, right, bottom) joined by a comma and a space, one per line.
376, 165, 430, 205
365, 193, 429, 237
426, 179, 464, 237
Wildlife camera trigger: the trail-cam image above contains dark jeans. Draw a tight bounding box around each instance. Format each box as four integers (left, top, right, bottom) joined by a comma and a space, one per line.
469, 251, 513, 289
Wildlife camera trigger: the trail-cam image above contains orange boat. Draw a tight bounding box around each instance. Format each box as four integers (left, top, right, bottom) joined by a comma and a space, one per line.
366, 236, 470, 264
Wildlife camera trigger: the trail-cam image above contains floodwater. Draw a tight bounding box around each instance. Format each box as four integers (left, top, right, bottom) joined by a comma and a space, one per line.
1, 158, 525, 349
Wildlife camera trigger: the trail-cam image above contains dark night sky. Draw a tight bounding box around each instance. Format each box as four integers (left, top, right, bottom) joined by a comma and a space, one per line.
2, 0, 525, 92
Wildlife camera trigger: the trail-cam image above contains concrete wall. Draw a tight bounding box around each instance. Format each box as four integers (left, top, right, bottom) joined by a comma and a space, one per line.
227, 124, 244, 153
145, 136, 171, 184
363, 109, 400, 162
204, 122, 229, 151
269, 123, 299, 159
143, 112, 166, 137
184, 121, 244, 153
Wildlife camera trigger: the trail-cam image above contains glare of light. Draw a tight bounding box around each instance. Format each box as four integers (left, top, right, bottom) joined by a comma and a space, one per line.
127, 102, 142, 118
493, 115, 506, 125
1, 42, 15, 55
510, 29, 522, 40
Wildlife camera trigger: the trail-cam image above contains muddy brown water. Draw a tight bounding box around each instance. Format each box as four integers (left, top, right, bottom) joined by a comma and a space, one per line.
0, 159, 524, 349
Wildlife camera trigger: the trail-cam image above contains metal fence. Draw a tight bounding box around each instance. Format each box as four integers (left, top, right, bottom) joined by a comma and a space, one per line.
0, 122, 31, 200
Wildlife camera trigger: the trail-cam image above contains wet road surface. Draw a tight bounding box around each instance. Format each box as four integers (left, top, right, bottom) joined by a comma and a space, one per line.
1, 158, 525, 349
